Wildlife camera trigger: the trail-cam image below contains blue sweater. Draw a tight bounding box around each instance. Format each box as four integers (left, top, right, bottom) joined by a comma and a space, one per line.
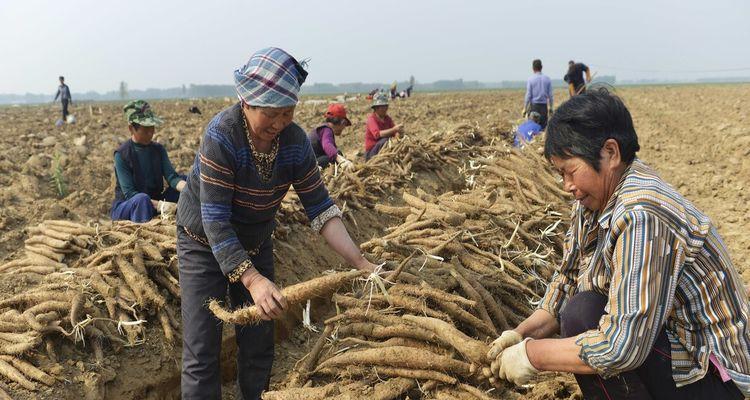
176, 103, 336, 276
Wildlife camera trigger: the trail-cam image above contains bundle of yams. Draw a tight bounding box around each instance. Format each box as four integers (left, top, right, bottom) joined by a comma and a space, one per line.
0, 219, 180, 396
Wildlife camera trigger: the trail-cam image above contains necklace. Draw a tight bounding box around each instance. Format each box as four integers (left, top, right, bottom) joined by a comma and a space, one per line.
241, 113, 278, 183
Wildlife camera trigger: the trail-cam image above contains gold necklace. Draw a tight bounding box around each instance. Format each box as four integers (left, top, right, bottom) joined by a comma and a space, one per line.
241, 113, 278, 183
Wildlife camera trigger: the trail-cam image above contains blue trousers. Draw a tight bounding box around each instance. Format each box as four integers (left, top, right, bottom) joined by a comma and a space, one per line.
110, 187, 181, 223
365, 137, 390, 161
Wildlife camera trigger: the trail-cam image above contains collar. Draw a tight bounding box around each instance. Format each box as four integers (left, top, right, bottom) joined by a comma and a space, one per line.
595, 160, 637, 230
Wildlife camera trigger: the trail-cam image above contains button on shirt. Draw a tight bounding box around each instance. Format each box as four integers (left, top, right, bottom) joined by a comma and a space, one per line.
525, 72, 553, 105
538, 159, 750, 395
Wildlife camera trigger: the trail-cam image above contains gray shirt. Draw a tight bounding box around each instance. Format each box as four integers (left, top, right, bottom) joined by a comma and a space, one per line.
54, 84, 71, 101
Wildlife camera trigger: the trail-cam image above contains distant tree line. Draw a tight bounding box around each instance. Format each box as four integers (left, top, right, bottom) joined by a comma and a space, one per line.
10, 75, 750, 105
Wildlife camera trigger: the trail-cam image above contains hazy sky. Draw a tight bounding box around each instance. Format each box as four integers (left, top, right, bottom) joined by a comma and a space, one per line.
2, 0, 749, 94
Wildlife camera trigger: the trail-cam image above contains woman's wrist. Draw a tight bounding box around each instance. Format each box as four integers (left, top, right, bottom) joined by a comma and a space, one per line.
229, 260, 255, 284
354, 255, 374, 271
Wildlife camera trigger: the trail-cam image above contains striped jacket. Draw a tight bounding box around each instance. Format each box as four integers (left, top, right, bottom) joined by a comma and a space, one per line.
176, 103, 339, 276
538, 159, 750, 394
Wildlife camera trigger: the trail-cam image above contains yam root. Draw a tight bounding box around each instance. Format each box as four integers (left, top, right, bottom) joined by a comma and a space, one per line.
315, 346, 471, 376
210, 270, 365, 324
402, 315, 489, 365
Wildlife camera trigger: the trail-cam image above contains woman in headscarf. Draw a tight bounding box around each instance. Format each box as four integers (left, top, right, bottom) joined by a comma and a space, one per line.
175, 47, 377, 400
487, 88, 750, 399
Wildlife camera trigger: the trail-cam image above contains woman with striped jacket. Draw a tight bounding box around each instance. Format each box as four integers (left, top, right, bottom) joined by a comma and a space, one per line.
487, 88, 750, 400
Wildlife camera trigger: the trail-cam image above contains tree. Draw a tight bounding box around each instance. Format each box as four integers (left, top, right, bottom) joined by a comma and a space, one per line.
119, 81, 128, 100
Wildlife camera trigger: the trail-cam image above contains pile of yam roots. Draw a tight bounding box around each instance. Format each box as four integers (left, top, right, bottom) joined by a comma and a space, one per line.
0, 123, 570, 399
213, 130, 573, 400
0, 219, 180, 397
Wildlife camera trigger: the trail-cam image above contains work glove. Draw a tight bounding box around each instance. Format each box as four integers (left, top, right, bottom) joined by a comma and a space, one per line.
495, 338, 539, 385
339, 159, 353, 171
158, 200, 177, 220
487, 330, 523, 360
488, 330, 524, 381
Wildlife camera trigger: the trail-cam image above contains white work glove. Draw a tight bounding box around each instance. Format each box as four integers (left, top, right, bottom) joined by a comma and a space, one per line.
176, 180, 187, 192
158, 201, 177, 220
496, 338, 539, 385
339, 159, 353, 170
487, 330, 523, 360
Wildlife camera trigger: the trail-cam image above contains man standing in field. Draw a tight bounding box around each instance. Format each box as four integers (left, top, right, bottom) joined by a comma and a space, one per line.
53, 76, 73, 121
523, 59, 553, 129
564, 60, 591, 96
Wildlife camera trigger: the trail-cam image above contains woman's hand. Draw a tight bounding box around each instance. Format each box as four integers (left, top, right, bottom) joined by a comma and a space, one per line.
240, 268, 288, 320
354, 258, 378, 274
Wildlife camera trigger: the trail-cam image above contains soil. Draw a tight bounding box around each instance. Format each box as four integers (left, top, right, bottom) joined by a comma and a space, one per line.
0, 84, 747, 399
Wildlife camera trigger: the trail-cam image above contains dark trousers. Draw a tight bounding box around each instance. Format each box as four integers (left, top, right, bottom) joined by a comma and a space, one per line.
529, 103, 548, 129
365, 137, 390, 161
61, 99, 69, 119
178, 229, 275, 400
560, 291, 743, 400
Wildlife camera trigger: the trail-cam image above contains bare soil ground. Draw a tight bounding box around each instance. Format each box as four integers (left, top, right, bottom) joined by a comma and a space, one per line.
0, 84, 747, 399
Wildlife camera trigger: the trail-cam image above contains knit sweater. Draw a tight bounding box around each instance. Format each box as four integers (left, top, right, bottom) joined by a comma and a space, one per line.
176, 103, 340, 276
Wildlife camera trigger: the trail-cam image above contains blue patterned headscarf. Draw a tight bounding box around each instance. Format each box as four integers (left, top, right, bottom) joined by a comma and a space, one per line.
233, 47, 308, 108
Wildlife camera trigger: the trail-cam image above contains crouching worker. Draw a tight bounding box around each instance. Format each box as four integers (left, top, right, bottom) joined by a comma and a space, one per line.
513, 111, 543, 148
111, 100, 186, 223
175, 47, 378, 400
487, 88, 750, 399
308, 103, 353, 169
364, 92, 403, 160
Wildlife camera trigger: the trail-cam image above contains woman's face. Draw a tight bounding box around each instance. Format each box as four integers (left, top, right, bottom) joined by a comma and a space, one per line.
331, 122, 347, 136
550, 156, 606, 211
243, 105, 295, 142
373, 105, 388, 118
129, 125, 155, 145
550, 139, 625, 212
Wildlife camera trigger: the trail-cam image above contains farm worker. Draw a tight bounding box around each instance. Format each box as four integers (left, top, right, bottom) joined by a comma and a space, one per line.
364, 92, 403, 160
110, 100, 186, 223
308, 103, 354, 169
488, 88, 750, 399
564, 60, 591, 97
513, 111, 543, 148
174, 47, 378, 400
53, 76, 72, 121
523, 59, 553, 129
406, 75, 415, 97
389, 80, 398, 99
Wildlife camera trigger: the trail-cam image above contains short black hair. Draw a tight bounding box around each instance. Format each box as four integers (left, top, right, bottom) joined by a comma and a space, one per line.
325, 117, 344, 125
59, 76, 64, 80
568, 60, 574, 65
544, 87, 640, 171
532, 59, 542, 71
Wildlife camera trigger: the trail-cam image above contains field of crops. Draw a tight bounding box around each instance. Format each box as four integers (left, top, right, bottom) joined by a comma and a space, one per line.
0, 84, 747, 399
